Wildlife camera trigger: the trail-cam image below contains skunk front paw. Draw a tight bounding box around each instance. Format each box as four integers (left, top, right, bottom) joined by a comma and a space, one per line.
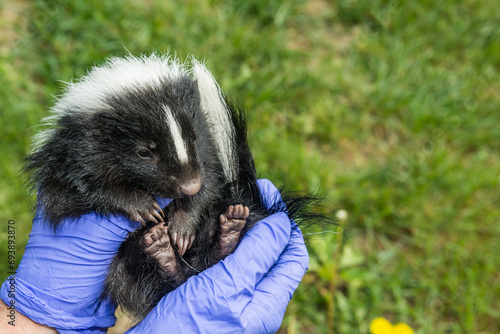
128, 199, 165, 224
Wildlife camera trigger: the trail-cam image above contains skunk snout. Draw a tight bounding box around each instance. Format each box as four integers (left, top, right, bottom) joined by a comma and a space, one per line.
179, 177, 202, 197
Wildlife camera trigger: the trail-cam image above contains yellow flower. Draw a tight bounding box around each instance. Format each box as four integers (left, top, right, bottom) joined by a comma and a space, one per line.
370, 317, 394, 334
393, 323, 414, 334
370, 317, 414, 334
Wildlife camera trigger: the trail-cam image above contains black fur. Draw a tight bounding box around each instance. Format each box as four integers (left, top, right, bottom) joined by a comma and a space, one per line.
25, 75, 207, 226
103, 99, 331, 320
24, 55, 334, 322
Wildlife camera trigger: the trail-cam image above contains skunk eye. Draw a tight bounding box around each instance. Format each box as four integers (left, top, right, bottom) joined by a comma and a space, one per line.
138, 149, 152, 159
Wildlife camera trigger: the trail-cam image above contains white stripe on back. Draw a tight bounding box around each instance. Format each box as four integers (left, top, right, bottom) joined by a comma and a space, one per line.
191, 59, 236, 183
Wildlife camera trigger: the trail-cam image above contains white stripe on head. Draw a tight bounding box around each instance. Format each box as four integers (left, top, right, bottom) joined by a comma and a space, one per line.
33, 52, 188, 151
54, 53, 188, 112
191, 59, 236, 183
58, 53, 187, 113
163, 104, 189, 164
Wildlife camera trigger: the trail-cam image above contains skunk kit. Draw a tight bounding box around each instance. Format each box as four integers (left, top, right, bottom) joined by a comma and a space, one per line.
25, 54, 332, 319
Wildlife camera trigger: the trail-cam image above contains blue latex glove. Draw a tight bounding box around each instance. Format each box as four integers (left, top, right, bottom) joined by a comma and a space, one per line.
128, 214, 306, 333
127, 179, 309, 333
0, 179, 308, 333
0, 197, 172, 333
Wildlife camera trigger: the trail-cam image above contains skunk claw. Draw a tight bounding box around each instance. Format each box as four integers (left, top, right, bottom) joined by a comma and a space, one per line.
147, 213, 159, 224
188, 235, 195, 249
153, 202, 165, 218
152, 210, 164, 223
131, 212, 146, 225
171, 232, 178, 248
178, 238, 185, 256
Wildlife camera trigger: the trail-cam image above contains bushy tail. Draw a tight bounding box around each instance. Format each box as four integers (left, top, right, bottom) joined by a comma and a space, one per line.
261, 185, 336, 235
220, 98, 336, 237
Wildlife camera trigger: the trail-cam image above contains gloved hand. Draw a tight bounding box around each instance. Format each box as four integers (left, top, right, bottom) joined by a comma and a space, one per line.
127, 179, 309, 333
0, 179, 308, 333
0, 197, 172, 334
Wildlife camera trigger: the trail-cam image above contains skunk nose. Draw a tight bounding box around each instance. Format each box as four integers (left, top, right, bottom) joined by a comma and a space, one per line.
179, 178, 202, 197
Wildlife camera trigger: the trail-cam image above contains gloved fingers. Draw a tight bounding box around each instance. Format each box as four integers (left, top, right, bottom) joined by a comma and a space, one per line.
240, 267, 307, 334
241, 226, 309, 333
255, 177, 309, 268
127, 182, 306, 333
274, 224, 309, 272
256, 178, 280, 203
241, 286, 287, 334
126, 212, 293, 334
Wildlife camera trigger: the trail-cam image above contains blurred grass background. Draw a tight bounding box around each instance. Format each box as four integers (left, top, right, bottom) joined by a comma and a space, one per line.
0, 0, 499, 333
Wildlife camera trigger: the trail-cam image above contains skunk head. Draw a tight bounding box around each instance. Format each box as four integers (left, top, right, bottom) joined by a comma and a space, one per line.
83, 74, 204, 199
25, 54, 210, 223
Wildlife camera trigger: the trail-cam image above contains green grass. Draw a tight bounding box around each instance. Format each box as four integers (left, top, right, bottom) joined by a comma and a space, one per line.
1, 0, 499, 333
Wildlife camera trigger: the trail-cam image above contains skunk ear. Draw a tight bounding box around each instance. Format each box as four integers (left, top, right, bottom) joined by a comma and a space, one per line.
191, 60, 236, 183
